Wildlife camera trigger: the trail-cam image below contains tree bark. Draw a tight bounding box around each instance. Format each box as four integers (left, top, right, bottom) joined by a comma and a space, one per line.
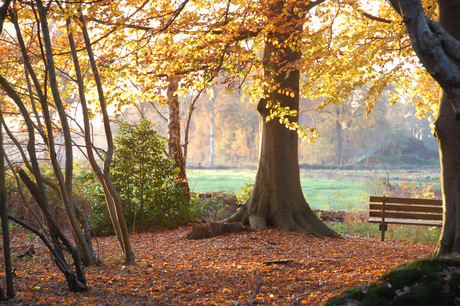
227, 1, 338, 237
35, 0, 98, 266
388, 0, 460, 118
167, 75, 191, 199
388, 0, 460, 255
76, 6, 135, 264
0, 107, 14, 299
433, 0, 460, 256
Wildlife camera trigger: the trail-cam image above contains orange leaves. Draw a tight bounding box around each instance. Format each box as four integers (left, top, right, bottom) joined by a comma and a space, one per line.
6, 227, 434, 305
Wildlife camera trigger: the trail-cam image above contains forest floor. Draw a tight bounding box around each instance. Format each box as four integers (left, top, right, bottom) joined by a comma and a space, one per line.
2, 226, 434, 305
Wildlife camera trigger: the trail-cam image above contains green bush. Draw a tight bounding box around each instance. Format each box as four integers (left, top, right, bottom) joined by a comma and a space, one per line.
90, 119, 196, 235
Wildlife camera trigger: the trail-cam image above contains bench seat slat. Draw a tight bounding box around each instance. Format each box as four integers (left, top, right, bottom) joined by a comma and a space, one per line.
369, 211, 442, 221
369, 218, 442, 227
369, 203, 443, 214
369, 196, 442, 206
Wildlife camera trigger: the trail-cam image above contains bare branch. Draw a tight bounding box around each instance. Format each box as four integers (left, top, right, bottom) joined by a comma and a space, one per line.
360, 11, 393, 24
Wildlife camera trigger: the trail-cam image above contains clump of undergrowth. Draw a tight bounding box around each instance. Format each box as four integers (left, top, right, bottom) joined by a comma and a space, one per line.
193, 191, 242, 222
326, 257, 460, 306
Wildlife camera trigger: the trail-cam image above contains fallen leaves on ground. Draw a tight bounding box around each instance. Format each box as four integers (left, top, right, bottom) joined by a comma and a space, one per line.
1, 227, 434, 305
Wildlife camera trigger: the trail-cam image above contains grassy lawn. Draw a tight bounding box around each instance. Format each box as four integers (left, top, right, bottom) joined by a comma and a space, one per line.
301, 178, 367, 210
187, 169, 368, 211
187, 168, 442, 243
187, 168, 256, 194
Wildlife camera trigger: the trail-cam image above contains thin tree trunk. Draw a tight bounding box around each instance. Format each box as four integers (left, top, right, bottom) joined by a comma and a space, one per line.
0, 109, 14, 299
65, 12, 124, 253
76, 6, 135, 264
167, 75, 190, 199
0, 75, 88, 291
17, 170, 87, 292
210, 93, 217, 169
335, 108, 343, 166
183, 88, 203, 164
33, 1, 97, 265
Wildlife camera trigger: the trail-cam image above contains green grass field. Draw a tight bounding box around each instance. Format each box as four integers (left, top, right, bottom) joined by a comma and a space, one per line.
187, 169, 369, 211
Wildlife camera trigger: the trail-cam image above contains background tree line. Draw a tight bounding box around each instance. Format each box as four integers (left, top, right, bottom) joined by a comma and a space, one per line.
122, 83, 437, 169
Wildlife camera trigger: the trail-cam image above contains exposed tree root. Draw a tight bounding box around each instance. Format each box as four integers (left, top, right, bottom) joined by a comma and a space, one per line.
226, 197, 340, 238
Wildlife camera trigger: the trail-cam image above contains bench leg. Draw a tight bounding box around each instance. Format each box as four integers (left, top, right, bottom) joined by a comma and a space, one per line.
379, 223, 388, 241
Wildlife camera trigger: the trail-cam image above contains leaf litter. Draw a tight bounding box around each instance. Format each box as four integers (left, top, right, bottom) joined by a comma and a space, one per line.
1, 227, 434, 305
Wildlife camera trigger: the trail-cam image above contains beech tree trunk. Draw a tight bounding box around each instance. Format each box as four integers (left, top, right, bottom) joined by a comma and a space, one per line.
433, 0, 460, 256
227, 1, 337, 237
388, 0, 460, 255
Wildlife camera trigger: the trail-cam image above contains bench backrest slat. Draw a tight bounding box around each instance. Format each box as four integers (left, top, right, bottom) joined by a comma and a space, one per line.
370, 211, 443, 221
369, 203, 443, 214
369, 195, 443, 241
369, 196, 442, 206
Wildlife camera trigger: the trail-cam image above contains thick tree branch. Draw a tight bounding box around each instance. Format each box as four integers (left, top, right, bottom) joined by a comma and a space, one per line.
388, 0, 460, 119
427, 19, 460, 63
0, 0, 12, 34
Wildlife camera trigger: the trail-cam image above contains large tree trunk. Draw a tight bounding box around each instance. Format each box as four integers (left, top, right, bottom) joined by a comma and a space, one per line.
227, 1, 337, 237
387, 0, 460, 255
433, 0, 460, 256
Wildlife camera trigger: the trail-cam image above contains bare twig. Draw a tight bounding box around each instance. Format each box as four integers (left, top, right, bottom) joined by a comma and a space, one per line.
263, 260, 293, 266
247, 272, 262, 305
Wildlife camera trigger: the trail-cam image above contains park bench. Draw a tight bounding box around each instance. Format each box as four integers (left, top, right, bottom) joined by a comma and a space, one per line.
369, 196, 443, 241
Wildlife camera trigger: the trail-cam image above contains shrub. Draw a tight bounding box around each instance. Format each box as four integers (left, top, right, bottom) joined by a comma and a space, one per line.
90, 119, 196, 235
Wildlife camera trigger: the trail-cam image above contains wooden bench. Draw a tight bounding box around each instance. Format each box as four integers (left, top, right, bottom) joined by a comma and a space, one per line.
369, 196, 443, 241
